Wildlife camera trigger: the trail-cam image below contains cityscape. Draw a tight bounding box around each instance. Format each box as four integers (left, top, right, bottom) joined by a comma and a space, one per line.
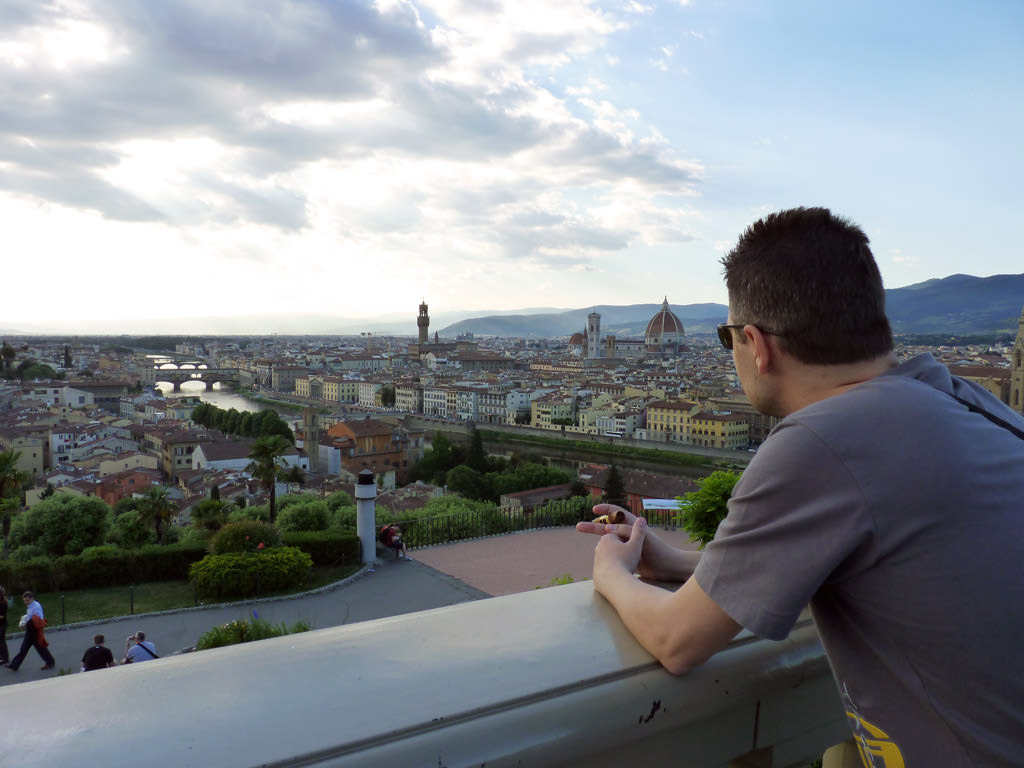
3, 1, 1024, 763
2, 296, 1024, 522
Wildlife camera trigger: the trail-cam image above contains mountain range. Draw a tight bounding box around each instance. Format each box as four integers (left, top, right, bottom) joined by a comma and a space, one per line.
2, 274, 1022, 338
439, 273, 1024, 338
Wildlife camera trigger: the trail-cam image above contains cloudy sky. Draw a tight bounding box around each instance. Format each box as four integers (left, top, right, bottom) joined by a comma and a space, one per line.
2, 0, 1022, 333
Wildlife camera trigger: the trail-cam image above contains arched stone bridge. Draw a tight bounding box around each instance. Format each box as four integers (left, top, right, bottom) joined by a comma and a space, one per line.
147, 365, 241, 391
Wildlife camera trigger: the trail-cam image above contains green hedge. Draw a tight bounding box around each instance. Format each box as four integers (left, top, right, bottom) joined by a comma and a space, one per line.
0, 542, 209, 593
188, 547, 313, 599
281, 531, 360, 566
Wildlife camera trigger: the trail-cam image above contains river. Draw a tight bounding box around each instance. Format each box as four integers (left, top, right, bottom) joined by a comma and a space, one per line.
156, 381, 267, 414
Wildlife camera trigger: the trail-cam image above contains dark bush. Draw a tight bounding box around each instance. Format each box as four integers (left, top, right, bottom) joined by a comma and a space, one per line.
10, 545, 46, 563
5, 557, 58, 594
129, 542, 208, 582
60, 545, 131, 589
281, 531, 360, 566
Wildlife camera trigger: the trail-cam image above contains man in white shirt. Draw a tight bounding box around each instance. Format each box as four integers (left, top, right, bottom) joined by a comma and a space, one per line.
6, 591, 55, 671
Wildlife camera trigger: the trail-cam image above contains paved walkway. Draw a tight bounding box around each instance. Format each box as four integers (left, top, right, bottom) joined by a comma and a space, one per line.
1, 526, 696, 687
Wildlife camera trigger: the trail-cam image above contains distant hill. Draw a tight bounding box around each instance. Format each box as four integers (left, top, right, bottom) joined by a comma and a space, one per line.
884, 273, 1024, 335
439, 274, 1024, 338
440, 303, 729, 338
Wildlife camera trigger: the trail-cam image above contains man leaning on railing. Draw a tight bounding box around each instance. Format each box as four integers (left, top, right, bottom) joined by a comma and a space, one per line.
578, 207, 1024, 768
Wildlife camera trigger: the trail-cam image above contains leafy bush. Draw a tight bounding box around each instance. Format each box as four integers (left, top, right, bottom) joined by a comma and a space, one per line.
108, 507, 154, 549
196, 616, 311, 650
12, 495, 112, 555
281, 531, 359, 566
189, 547, 313, 599
277, 493, 320, 510
208, 520, 282, 555
10, 545, 45, 562
325, 491, 353, 511
674, 470, 741, 548
277, 500, 329, 532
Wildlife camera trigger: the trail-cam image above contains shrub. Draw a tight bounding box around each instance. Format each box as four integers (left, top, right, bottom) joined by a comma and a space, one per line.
11, 495, 111, 556
130, 542, 209, 582
6, 556, 57, 594
10, 545, 46, 562
108, 508, 154, 549
61, 545, 131, 589
325, 491, 353, 511
674, 470, 741, 548
281, 531, 360, 566
208, 520, 282, 555
189, 546, 313, 599
277, 500, 329, 532
196, 616, 311, 650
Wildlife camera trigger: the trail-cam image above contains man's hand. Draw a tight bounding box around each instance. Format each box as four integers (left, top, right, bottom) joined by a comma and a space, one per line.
577, 503, 701, 582
576, 503, 636, 540
593, 516, 648, 584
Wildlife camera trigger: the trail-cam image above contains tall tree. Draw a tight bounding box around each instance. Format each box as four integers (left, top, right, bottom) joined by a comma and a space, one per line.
602, 464, 627, 508
0, 449, 30, 559
1, 342, 16, 375
246, 435, 291, 524
139, 485, 175, 545
465, 428, 489, 473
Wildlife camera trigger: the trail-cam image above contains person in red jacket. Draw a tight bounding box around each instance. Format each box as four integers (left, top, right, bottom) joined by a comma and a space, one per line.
379, 524, 411, 561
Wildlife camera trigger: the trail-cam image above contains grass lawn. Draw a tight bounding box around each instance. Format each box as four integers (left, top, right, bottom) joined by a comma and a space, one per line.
31, 563, 363, 627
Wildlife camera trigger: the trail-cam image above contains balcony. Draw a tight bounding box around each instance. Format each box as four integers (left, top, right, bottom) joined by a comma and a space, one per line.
0, 579, 848, 767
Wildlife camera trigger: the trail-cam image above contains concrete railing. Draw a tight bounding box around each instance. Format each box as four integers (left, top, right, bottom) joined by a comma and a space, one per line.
0, 581, 849, 768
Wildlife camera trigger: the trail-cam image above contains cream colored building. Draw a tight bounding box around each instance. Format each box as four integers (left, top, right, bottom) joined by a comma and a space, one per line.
645, 399, 701, 443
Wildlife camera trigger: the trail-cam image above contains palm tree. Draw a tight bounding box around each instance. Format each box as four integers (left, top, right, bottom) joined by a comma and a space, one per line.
140, 485, 174, 545
246, 435, 291, 524
0, 449, 30, 559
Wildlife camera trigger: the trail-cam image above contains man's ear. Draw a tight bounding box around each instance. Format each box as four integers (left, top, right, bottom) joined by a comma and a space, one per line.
744, 325, 774, 375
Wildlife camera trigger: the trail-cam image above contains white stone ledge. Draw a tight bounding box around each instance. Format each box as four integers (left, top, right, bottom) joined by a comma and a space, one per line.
0, 581, 847, 768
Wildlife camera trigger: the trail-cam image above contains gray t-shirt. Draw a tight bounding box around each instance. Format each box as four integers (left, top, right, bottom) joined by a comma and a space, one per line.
695, 354, 1024, 767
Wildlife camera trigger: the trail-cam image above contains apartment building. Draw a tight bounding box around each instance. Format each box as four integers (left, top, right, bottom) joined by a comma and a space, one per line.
394, 381, 424, 414
271, 366, 310, 393
689, 411, 749, 450
323, 418, 424, 489
0, 427, 46, 476
704, 395, 780, 445
645, 399, 701, 443
531, 395, 575, 430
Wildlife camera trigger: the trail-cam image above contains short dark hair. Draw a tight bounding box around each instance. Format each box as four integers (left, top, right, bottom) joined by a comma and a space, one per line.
94, 634, 105, 645
136, 631, 146, 641
721, 207, 893, 364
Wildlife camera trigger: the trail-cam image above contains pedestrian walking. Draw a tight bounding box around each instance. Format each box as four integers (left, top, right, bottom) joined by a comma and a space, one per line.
6, 591, 55, 671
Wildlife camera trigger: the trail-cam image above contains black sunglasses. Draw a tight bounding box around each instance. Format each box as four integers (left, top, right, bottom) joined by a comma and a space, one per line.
716, 323, 788, 350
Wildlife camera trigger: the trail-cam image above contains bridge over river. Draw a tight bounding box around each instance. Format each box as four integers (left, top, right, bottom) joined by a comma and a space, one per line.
141, 363, 241, 391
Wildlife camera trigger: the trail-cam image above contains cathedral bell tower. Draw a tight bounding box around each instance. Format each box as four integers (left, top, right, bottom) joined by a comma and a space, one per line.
1011, 305, 1024, 414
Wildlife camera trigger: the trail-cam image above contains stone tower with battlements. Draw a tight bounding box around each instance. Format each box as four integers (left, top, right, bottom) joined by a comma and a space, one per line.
417, 301, 430, 345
